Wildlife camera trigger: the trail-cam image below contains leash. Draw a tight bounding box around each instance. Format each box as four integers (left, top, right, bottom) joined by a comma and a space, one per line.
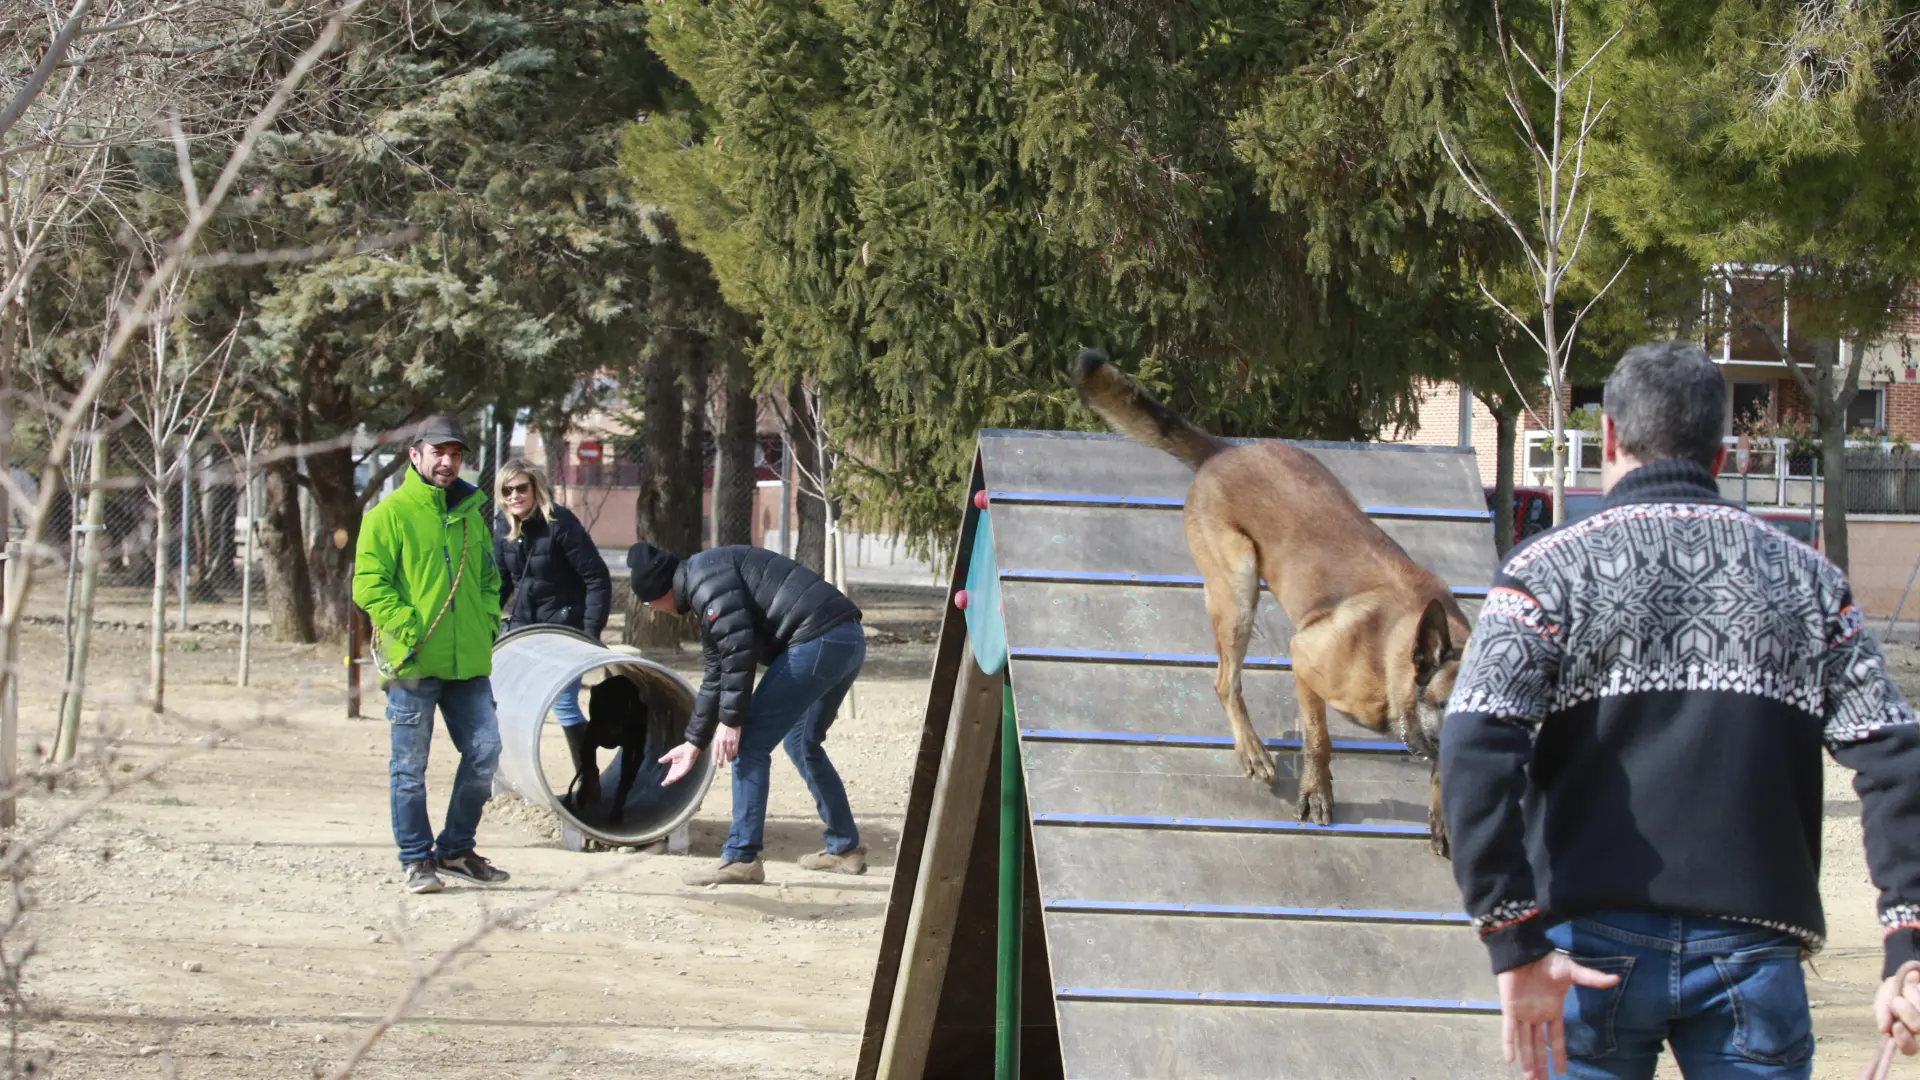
1862, 1035, 1895, 1080
372, 516, 470, 683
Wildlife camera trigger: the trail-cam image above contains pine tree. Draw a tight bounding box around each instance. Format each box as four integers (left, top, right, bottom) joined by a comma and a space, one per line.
207, 0, 688, 640
1595, 0, 1920, 570
624, 0, 1517, 556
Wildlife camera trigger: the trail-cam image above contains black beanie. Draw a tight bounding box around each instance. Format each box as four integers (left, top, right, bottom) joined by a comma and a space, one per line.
627, 542, 681, 603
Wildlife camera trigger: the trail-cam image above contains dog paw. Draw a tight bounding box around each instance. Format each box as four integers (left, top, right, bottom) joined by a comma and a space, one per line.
1237, 742, 1276, 783
1297, 785, 1334, 826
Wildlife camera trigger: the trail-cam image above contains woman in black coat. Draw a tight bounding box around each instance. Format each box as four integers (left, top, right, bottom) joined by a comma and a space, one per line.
494, 459, 613, 802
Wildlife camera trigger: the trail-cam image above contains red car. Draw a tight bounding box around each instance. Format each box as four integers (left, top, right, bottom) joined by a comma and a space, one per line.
1487, 485, 1604, 547
1484, 485, 1819, 550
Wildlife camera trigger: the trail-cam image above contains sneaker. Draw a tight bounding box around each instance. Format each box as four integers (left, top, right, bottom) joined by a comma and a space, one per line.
681, 858, 766, 886
437, 850, 510, 884
405, 860, 443, 894
798, 847, 868, 875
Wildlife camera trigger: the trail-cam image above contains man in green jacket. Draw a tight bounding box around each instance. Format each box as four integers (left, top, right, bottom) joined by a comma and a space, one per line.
353, 416, 511, 894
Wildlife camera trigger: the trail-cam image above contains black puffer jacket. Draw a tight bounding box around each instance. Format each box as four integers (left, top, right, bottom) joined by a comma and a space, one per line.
673, 546, 862, 747
494, 505, 611, 638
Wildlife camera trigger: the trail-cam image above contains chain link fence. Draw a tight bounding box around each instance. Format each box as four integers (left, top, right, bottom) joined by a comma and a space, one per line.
11, 428, 948, 698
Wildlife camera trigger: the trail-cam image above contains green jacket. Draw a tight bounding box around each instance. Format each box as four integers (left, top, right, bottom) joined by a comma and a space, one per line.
353, 468, 501, 681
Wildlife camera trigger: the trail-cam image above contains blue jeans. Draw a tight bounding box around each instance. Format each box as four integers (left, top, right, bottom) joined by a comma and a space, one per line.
1547, 911, 1814, 1079
552, 676, 585, 727
723, 621, 865, 864
386, 676, 501, 865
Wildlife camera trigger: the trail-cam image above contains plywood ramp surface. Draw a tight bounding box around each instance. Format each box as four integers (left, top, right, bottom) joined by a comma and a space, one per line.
982, 431, 1503, 1080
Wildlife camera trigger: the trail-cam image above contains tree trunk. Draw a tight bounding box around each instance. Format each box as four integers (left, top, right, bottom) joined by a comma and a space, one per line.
1821, 413, 1850, 572
200, 470, 239, 596
712, 368, 757, 549
787, 383, 826, 574
305, 443, 362, 644
624, 337, 703, 650
148, 474, 168, 713
0, 310, 14, 827
258, 437, 317, 644
239, 450, 256, 688
474, 401, 509, 533
1486, 396, 1519, 557
116, 492, 156, 587
682, 338, 711, 550
1549, 381, 1567, 527
539, 418, 568, 488
57, 440, 107, 761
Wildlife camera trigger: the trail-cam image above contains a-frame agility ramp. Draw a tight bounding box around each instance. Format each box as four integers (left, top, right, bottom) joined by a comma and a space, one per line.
856, 430, 1507, 1080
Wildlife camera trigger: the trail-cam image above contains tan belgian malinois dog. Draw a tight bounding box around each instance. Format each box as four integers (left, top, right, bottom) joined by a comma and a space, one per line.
1072, 350, 1470, 856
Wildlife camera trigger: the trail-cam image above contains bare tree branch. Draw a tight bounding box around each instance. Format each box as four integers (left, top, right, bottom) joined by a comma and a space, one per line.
182, 226, 423, 270
1440, 0, 1626, 524
0, 0, 369, 813
0, 0, 94, 144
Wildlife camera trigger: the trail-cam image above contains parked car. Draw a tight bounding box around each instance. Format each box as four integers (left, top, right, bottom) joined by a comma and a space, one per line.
1483, 485, 1820, 550
1486, 485, 1604, 547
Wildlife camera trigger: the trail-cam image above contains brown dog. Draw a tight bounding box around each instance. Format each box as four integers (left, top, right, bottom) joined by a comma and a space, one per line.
1072, 350, 1470, 856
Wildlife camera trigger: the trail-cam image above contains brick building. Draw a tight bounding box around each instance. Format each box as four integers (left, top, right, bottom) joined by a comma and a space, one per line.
1390, 380, 1576, 487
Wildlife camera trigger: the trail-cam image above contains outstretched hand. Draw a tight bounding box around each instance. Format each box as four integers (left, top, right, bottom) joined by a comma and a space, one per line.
1876, 960, 1920, 1055
1498, 951, 1622, 1080
658, 742, 701, 786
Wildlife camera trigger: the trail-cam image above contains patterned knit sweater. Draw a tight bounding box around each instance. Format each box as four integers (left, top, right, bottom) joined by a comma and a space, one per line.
1440, 460, 1920, 977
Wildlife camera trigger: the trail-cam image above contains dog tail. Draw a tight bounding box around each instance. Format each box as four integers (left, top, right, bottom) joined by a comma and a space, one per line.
1071, 349, 1228, 471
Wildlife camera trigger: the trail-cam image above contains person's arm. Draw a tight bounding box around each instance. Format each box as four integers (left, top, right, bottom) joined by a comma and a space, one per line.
557, 512, 612, 639
1444, 576, 1618, 1080
682, 572, 758, 749
351, 508, 421, 648
476, 516, 502, 635
492, 529, 514, 612
683, 633, 726, 750
1820, 592, 1920, 978
1440, 581, 1565, 974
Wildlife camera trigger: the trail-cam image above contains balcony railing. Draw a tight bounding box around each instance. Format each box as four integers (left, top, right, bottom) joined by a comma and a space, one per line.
1520, 431, 1920, 513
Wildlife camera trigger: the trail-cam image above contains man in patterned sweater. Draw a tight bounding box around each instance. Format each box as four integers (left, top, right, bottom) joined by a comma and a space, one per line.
1440, 342, 1920, 1079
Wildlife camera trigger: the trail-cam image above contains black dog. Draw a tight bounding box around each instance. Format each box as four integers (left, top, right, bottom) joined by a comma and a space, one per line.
558, 674, 651, 826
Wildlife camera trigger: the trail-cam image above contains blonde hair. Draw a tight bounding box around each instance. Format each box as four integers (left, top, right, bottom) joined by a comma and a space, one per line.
495, 458, 555, 540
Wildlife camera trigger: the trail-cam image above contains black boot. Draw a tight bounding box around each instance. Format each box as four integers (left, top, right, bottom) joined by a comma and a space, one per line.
561, 723, 602, 811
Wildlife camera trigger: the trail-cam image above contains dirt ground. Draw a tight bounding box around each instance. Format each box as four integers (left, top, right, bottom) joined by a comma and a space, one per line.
3, 583, 1915, 1078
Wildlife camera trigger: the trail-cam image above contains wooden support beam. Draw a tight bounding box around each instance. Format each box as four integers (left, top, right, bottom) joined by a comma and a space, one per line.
876, 645, 1002, 1080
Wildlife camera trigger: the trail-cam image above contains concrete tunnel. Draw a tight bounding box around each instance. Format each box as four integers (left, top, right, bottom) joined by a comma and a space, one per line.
491, 625, 716, 850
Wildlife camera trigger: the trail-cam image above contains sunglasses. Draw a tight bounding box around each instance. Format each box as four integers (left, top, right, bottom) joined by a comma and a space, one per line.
502, 481, 532, 496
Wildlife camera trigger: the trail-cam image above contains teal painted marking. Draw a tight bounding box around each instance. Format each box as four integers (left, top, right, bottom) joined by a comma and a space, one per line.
964, 505, 1007, 675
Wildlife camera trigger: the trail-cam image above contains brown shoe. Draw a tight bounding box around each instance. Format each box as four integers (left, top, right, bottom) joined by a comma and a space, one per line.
798, 847, 867, 875
681, 858, 766, 886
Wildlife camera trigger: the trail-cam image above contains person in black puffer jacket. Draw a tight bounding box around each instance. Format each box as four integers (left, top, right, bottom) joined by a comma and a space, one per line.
494, 461, 612, 807
633, 541, 866, 886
